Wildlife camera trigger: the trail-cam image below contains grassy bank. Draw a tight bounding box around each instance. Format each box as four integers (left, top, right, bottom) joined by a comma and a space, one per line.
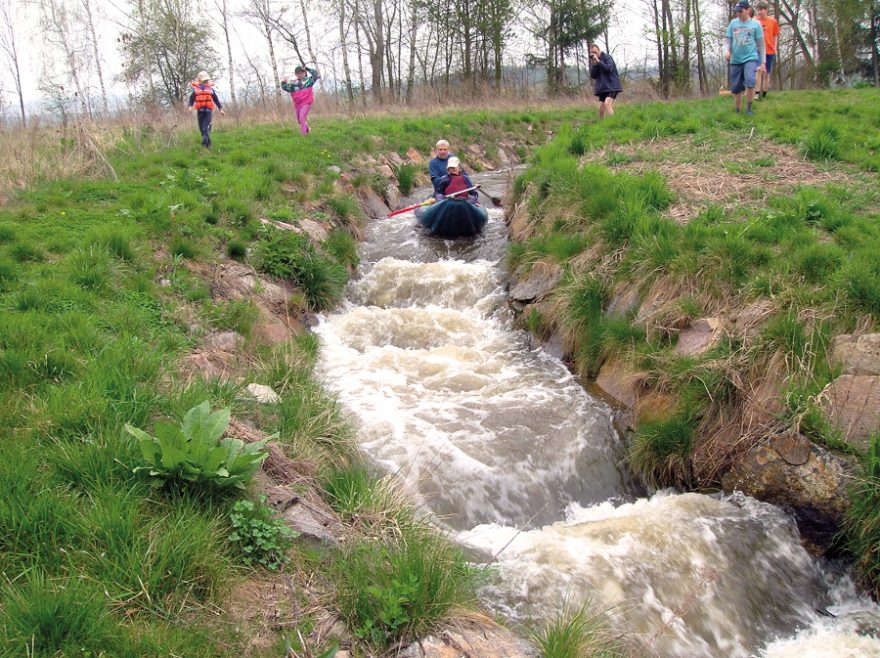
0, 107, 588, 655
509, 88, 880, 595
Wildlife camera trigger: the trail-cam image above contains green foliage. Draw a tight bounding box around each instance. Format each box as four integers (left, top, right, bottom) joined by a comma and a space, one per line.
171, 238, 198, 259
0, 573, 116, 655
333, 527, 478, 648
126, 400, 269, 491
226, 238, 248, 260
203, 299, 259, 337
802, 122, 841, 161
255, 228, 348, 310
393, 162, 420, 196
628, 413, 695, 488
843, 433, 880, 599
229, 497, 298, 571
532, 603, 621, 658
324, 228, 360, 269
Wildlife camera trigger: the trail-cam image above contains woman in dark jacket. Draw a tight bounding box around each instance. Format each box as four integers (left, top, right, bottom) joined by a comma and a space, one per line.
589, 44, 622, 119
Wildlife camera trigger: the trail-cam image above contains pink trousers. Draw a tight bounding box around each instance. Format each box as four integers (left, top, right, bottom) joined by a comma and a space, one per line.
295, 103, 312, 135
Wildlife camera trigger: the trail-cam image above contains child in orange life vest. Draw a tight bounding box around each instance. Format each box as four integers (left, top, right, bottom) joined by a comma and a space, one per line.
188, 71, 225, 148
436, 157, 478, 203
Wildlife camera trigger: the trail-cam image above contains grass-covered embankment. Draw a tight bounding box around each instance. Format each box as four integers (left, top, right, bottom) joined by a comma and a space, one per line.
508, 88, 880, 596
0, 107, 585, 655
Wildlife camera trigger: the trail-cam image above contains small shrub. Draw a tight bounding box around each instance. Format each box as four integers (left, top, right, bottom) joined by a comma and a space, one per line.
126, 400, 269, 491
802, 122, 841, 161
10, 242, 44, 263
324, 229, 360, 269
628, 413, 695, 488
0, 258, 16, 291
203, 299, 259, 337
393, 163, 419, 196
226, 238, 248, 260
0, 223, 17, 243
68, 246, 111, 290
229, 497, 298, 571
170, 239, 197, 260
91, 227, 136, 261
532, 603, 620, 658
843, 433, 880, 599
0, 573, 116, 654
333, 527, 478, 648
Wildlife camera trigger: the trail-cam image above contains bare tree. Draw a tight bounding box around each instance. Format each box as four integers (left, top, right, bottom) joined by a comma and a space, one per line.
39, 0, 90, 116
242, 0, 282, 92
80, 0, 109, 114
0, 0, 26, 125
213, 0, 237, 103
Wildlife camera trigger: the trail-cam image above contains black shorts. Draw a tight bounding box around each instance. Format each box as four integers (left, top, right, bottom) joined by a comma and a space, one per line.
597, 91, 619, 102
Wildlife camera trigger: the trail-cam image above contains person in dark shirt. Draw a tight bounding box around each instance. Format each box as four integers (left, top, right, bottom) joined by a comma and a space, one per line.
429, 139, 455, 195
589, 45, 623, 120
188, 71, 225, 148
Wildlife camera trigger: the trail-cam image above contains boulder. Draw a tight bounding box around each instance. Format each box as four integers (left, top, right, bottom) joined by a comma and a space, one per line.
327, 165, 342, 174
821, 374, 880, 451
495, 148, 511, 167
406, 147, 424, 163
722, 432, 855, 553
731, 299, 774, 341
246, 383, 281, 404
832, 333, 880, 375
356, 187, 391, 219
385, 151, 404, 166
298, 218, 330, 244
398, 625, 536, 658
266, 485, 344, 546
509, 262, 561, 304
379, 164, 396, 179
674, 318, 725, 357
385, 183, 401, 210
606, 283, 642, 318
204, 331, 243, 352
596, 360, 645, 409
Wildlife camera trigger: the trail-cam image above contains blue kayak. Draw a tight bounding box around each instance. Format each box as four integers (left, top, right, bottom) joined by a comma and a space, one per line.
414, 198, 489, 238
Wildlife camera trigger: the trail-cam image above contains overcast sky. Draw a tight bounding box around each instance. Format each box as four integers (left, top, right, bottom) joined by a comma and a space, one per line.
0, 0, 726, 111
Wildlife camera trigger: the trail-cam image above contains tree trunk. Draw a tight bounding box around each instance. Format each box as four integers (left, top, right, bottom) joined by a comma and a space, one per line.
872, 1, 879, 87
693, 0, 708, 94
338, 0, 355, 104
405, 0, 417, 102
215, 0, 237, 103
371, 0, 385, 103
300, 0, 318, 65
81, 0, 109, 114
353, 8, 368, 106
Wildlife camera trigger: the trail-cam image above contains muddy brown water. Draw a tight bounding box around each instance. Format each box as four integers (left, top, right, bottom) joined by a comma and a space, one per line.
314, 170, 880, 657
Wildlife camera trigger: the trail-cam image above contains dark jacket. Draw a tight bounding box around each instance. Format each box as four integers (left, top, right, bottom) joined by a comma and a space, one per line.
590, 53, 622, 95
429, 154, 454, 193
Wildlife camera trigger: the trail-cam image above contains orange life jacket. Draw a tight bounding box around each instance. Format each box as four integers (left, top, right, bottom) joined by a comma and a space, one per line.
191, 82, 214, 110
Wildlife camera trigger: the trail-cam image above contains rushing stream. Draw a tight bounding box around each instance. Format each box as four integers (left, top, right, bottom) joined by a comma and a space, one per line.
314, 170, 880, 657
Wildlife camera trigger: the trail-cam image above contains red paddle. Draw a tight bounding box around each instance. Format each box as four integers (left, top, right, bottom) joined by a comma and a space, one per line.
387, 186, 481, 217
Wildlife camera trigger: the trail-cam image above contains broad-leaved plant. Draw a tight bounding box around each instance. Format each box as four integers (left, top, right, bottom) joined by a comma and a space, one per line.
126, 401, 269, 490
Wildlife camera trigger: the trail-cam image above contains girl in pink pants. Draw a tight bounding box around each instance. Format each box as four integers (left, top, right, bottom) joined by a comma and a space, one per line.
280, 66, 320, 135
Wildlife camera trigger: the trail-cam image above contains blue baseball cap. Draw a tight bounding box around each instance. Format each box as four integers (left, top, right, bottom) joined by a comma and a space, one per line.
734, 1, 750, 10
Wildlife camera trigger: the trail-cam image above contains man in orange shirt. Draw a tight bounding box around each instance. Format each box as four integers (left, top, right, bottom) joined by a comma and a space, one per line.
755, 1, 780, 99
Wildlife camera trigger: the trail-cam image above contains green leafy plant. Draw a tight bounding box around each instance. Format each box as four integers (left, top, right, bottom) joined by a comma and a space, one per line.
126, 401, 269, 491
229, 497, 298, 571
843, 433, 880, 599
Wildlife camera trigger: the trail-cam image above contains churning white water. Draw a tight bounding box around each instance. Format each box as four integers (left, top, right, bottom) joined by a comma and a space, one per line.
314, 172, 880, 657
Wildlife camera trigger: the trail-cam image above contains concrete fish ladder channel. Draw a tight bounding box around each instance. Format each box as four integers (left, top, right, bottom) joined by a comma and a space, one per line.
314, 173, 880, 657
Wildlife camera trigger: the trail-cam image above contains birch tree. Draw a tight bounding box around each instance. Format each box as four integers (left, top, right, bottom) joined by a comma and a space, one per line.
0, 0, 26, 125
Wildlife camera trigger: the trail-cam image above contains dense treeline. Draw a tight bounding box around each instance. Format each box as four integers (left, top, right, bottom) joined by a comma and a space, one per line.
0, 0, 878, 122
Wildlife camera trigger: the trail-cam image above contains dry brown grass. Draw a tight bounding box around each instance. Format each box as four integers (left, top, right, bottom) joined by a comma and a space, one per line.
587, 134, 867, 224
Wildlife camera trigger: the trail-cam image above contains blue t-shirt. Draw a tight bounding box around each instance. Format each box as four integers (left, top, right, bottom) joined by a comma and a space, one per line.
726, 18, 764, 65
